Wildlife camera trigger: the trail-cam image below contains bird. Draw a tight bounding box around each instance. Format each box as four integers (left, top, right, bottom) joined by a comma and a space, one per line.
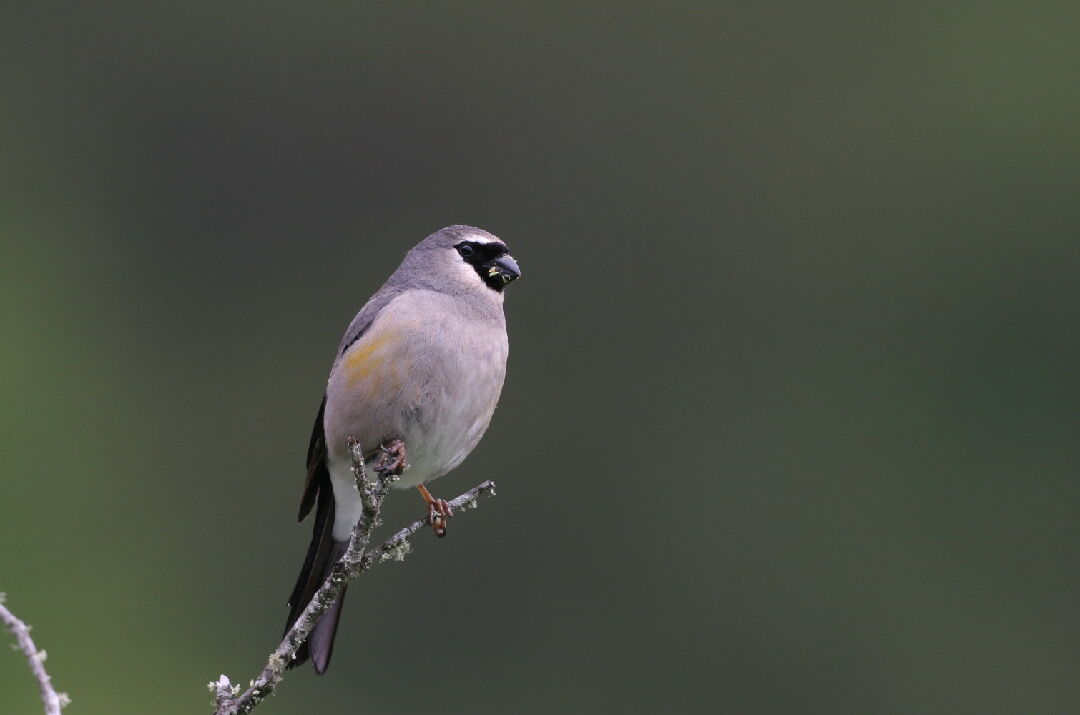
283, 225, 521, 674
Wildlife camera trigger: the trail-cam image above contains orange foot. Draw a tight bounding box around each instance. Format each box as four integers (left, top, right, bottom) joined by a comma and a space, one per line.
417, 484, 453, 537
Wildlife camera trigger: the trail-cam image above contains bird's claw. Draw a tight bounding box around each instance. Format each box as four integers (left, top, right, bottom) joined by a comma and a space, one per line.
373, 438, 408, 478
427, 498, 453, 538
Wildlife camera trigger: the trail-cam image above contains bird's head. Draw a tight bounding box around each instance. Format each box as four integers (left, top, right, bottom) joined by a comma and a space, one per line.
408, 225, 521, 296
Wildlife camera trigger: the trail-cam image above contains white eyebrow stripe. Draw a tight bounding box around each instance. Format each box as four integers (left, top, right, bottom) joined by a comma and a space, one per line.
461, 233, 500, 245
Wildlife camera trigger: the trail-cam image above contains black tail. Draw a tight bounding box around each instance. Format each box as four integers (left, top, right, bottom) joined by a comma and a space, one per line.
285, 396, 348, 674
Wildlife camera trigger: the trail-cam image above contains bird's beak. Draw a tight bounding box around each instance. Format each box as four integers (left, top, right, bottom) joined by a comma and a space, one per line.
486, 255, 521, 285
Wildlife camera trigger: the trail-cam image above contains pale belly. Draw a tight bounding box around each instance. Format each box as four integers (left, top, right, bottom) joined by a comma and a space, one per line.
322, 291, 508, 538
391, 351, 507, 488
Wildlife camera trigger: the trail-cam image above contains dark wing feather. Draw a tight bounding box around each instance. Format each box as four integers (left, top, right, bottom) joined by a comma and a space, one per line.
285, 396, 346, 672
286, 298, 388, 672
298, 292, 386, 521
297, 395, 328, 522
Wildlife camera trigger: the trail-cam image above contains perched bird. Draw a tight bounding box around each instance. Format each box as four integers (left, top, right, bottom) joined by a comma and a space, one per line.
284, 225, 521, 673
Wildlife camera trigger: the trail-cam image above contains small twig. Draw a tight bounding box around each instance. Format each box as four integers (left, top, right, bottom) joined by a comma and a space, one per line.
364, 480, 496, 568
211, 438, 496, 715
0, 594, 69, 715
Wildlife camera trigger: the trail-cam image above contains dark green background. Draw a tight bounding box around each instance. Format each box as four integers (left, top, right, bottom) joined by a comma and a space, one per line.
3, 2, 1079, 713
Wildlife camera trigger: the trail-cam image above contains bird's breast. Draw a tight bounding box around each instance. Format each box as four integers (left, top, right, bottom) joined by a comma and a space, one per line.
393, 317, 508, 487
324, 291, 508, 488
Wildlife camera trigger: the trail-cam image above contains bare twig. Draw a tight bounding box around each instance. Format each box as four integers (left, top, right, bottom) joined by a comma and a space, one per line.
0, 594, 69, 715
364, 479, 496, 568
211, 438, 497, 715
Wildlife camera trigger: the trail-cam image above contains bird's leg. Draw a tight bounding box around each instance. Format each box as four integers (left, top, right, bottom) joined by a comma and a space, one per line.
417, 484, 453, 538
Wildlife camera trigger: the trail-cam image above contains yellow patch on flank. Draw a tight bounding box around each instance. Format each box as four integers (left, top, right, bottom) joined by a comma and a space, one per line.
342, 331, 399, 390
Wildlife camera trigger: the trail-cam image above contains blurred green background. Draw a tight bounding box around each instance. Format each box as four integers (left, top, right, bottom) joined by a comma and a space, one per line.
3, 2, 1079, 713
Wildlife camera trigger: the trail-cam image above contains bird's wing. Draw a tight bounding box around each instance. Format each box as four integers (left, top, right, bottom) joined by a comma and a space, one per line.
297, 283, 401, 519
333, 284, 402, 360
297, 394, 328, 522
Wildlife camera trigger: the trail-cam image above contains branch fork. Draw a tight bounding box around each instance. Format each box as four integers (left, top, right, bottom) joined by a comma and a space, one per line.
211, 438, 496, 715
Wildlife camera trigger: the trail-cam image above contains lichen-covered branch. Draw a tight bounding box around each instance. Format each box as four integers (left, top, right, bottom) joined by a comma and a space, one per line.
0, 594, 69, 715
211, 438, 496, 715
363, 479, 496, 569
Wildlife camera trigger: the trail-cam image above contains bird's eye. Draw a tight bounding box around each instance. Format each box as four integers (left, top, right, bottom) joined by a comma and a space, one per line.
457, 244, 475, 259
